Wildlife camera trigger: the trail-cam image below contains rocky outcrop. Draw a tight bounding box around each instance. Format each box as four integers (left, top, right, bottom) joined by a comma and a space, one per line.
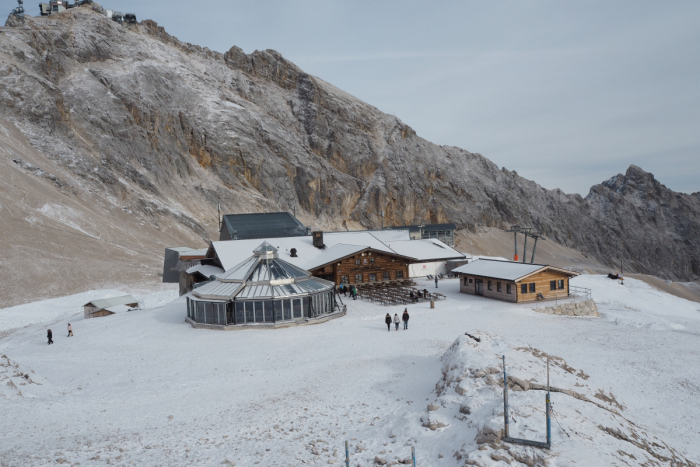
534, 299, 599, 317
0, 6, 698, 286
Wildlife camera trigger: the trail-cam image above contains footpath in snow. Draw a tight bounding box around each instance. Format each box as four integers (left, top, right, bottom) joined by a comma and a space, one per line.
0, 276, 698, 466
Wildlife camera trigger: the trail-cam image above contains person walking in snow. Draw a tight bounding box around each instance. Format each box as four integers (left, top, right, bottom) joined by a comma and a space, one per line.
47, 329, 53, 345
385, 313, 392, 332
342, 284, 348, 297
435, 276, 439, 288
67, 323, 73, 337
402, 309, 409, 330
393, 313, 400, 331
351, 286, 358, 300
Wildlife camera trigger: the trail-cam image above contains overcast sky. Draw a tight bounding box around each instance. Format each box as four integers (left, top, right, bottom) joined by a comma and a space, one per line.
7, 1, 700, 195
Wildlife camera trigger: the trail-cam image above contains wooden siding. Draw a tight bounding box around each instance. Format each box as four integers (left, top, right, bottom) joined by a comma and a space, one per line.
458, 275, 517, 303
311, 250, 409, 285
515, 270, 571, 303
458, 268, 574, 303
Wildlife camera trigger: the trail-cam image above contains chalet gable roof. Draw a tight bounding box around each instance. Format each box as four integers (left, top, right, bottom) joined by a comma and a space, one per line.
453, 259, 579, 282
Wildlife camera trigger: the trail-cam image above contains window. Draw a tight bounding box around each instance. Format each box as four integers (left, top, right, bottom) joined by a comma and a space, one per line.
550, 280, 556, 291
254, 301, 264, 322
264, 301, 274, 322
235, 302, 245, 323
521, 284, 527, 294
292, 300, 301, 319
469, 278, 473, 283
205, 302, 214, 324
245, 302, 254, 322
558, 280, 565, 290
354, 274, 362, 283
341, 275, 349, 283
383, 271, 390, 280
370, 257, 375, 263
464, 276, 469, 285
284, 300, 292, 320
497, 282, 502, 292
488, 281, 492, 291
302, 297, 310, 318
355, 259, 360, 265
369, 273, 377, 282
274, 301, 283, 321
396, 270, 404, 279
507, 284, 511, 294
529, 283, 536, 293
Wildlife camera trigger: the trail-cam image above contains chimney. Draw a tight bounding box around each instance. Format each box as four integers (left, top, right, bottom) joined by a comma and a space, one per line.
312, 231, 325, 249
290, 248, 298, 257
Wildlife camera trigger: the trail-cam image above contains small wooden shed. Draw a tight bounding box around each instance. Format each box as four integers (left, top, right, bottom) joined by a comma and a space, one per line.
83, 295, 140, 319
453, 259, 580, 303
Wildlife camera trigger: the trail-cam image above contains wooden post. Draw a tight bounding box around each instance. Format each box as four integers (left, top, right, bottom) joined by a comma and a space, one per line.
411, 446, 416, 466
430, 300, 435, 309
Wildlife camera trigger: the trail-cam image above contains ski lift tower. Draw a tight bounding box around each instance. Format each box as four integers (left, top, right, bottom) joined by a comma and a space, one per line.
11, 0, 25, 21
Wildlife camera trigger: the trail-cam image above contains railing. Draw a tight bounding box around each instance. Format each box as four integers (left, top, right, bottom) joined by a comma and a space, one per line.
569, 286, 591, 301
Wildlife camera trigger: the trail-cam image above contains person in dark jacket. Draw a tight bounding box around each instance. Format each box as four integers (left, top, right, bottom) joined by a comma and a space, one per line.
385, 313, 392, 331
67, 323, 73, 337
435, 276, 439, 288
402, 309, 409, 329
47, 329, 53, 345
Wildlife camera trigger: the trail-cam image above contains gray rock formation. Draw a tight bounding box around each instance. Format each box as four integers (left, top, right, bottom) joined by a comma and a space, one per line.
0, 5, 698, 300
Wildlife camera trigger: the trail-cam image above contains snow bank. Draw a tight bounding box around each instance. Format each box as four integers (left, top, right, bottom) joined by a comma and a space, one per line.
430, 332, 696, 466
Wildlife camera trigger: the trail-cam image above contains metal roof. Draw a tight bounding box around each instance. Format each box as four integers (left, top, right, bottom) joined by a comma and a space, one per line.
185, 264, 224, 277
193, 242, 333, 301
387, 223, 457, 232
85, 295, 139, 310
386, 239, 465, 262
220, 212, 308, 240
453, 259, 554, 281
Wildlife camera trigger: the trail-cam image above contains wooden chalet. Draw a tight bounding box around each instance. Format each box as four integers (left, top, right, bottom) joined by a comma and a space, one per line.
305, 245, 411, 285
453, 259, 580, 303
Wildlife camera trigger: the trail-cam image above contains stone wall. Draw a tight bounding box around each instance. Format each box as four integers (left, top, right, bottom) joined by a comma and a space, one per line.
534, 299, 599, 317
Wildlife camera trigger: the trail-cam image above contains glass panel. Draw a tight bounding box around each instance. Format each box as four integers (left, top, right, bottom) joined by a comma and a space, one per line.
226, 304, 233, 325
558, 280, 565, 290
284, 300, 292, 320
245, 302, 254, 323
205, 302, 214, 324
355, 274, 362, 283
507, 284, 511, 294
529, 283, 536, 293
274, 300, 283, 321
369, 273, 376, 282
383, 272, 390, 280
396, 271, 403, 279
293, 299, 301, 319
341, 275, 349, 283
264, 301, 274, 322
235, 302, 245, 323
255, 301, 264, 322
550, 281, 556, 291
521, 284, 527, 294
303, 297, 310, 318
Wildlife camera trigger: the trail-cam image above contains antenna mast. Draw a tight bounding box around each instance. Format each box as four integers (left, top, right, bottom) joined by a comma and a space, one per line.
11, 0, 25, 21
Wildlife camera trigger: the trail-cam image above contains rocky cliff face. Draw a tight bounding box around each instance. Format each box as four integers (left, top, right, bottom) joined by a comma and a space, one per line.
0, 6, 698, 300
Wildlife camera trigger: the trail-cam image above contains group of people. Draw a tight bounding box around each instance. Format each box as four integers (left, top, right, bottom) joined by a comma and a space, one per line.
47, 323, 73, 345
337, 283, 358, 300
385, 309, 410, 331
408, 289, 431, 303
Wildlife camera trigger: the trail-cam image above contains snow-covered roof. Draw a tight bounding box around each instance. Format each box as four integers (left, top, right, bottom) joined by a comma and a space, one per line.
211, 231, 395, 271
300, 244, 370, 270
366, 229, 410, 243
85, 295, 138, 310
453, 259, 578, 281
387, 238, 465, 262
179, 248, 208, 258
185, 265, 224, 277
104, 304, 136, 313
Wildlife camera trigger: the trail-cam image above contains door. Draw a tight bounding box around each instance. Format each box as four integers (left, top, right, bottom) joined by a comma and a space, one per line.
475, 279, 484, 296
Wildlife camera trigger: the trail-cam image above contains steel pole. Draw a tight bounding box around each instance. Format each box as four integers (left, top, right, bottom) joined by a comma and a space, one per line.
345, 440, 349, 467
546, 356, 551, 446
503, 355, 509, 438
514, 232, 518, 261
522, 234, 528, 263
530, 237, 539, 263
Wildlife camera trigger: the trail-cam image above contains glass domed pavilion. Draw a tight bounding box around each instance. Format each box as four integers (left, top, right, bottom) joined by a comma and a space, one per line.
185, 242, 339, 327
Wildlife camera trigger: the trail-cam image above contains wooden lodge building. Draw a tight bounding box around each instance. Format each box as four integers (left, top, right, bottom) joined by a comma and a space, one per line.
453, 259, 579, 303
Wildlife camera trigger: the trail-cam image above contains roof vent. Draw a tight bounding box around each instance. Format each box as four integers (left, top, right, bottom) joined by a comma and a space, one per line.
312, 231, 325, 249
290, 248, 298, 257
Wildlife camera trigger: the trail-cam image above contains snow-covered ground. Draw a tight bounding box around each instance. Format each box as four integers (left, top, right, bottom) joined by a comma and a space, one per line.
0, 276, 698, 466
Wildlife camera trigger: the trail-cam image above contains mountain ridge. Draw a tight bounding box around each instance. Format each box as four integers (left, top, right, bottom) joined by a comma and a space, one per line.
0, 6, 698, 306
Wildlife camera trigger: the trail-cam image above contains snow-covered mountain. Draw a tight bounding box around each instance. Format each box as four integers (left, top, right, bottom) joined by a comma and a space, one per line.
0, 5, 698, 306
